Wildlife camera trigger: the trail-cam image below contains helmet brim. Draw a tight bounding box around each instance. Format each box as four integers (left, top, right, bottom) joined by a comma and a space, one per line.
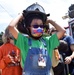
23, 10, 50, 23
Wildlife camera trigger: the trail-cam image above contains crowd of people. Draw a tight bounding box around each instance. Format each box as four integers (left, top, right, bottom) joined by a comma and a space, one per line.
0, 2, 74, 75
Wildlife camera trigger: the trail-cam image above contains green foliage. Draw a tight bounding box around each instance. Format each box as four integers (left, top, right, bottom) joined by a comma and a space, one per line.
0, 32, 3, 46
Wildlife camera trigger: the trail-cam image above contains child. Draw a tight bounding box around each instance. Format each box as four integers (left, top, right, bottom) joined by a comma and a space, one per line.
8, 3, 65, 75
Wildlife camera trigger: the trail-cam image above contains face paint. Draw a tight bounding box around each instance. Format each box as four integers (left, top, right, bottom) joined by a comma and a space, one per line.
32, 27, 43, 37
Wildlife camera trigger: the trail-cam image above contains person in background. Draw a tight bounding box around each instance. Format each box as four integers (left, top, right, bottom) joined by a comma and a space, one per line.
8, 3, 65, 75
0, 28, 22, 75
53, 40, 69, 75
61, 32, 74, 75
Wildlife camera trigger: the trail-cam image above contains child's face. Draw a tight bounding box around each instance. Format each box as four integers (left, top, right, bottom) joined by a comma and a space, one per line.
30, 19, 44, 37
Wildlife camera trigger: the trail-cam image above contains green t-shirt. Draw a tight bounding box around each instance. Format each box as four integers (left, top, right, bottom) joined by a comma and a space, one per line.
14, 33, 59, 68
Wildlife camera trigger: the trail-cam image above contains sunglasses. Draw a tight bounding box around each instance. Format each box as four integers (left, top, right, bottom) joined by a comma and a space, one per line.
32, 25, 45, 28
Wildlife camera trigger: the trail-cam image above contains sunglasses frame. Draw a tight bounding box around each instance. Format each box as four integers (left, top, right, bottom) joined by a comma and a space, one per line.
31, 25, 45, 28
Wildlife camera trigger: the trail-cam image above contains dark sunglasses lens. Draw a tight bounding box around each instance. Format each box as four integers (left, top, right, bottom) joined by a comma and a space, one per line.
33, 25, 44, 28
33, 25, 38, 28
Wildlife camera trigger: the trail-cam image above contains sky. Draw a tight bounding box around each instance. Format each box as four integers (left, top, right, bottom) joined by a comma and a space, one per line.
0, 0, 74, 33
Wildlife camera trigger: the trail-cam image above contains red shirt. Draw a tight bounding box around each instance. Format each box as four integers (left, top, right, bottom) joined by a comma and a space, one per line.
0, 43, 22, 75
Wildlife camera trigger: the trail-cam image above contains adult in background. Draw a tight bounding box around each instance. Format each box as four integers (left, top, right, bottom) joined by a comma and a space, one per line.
61, 33, 74, 75
0, 28, 22, 75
